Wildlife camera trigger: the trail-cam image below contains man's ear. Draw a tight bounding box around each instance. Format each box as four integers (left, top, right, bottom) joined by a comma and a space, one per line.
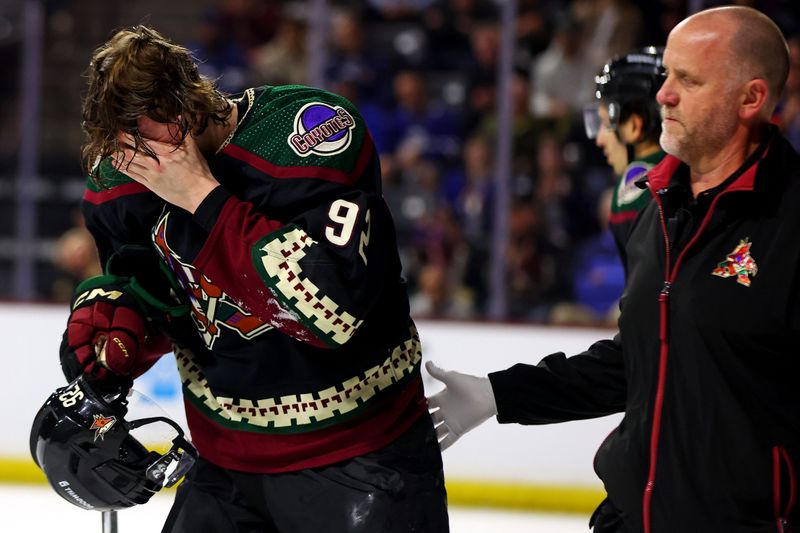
739, 78, 769, 121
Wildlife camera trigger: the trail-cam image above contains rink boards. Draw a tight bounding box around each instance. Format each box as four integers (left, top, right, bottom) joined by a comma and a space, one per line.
2, 303, 617, 513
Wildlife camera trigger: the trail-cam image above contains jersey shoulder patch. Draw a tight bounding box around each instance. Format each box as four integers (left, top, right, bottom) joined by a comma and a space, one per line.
222, 86, 371, 182
613, 160, 652, 211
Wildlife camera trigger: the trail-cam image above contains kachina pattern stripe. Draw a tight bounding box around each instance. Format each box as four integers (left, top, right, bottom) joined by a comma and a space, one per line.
255, 225, 363, 346
174, 328, 421, 429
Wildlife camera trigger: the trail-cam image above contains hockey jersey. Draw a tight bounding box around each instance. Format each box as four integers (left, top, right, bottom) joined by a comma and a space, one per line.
81, 86, 428, 473
608, 150, 666, 263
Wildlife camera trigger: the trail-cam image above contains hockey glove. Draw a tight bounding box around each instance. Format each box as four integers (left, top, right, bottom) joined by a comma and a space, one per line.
425, 361, 498, 451
60, 275, 170, 388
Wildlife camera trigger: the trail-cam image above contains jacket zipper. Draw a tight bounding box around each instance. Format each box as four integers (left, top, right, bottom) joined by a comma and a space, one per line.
773, 445, 796, 532
643, 187, 730, 533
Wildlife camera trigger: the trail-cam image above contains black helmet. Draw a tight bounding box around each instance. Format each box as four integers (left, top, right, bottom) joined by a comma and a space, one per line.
584, 46, 664, 140
30, 375, 196, 511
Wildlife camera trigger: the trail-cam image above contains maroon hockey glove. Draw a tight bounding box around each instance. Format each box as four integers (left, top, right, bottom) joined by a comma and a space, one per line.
60, 275, 170, 386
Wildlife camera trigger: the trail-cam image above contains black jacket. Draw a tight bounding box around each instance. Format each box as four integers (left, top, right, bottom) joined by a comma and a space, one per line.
490, 127, 800, 532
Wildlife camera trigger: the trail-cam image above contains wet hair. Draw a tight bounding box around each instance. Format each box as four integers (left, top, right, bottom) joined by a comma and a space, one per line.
81, 25, 232, 186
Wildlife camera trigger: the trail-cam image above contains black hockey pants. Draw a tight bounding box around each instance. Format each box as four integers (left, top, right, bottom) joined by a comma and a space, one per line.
161, 413, 449, 533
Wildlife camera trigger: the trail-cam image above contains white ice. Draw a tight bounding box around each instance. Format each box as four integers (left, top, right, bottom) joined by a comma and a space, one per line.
0, 484, 591, 532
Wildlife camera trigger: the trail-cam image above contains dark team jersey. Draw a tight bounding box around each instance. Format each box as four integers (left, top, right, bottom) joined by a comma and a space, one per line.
609, 150, 666, 263
81, 86, 427, 473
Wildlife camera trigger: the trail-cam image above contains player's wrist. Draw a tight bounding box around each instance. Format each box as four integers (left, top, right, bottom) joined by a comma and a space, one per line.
182, 179, 220, 214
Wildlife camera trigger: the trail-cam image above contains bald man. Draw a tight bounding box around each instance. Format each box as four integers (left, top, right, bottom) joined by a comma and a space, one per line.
426, 7, 799, 532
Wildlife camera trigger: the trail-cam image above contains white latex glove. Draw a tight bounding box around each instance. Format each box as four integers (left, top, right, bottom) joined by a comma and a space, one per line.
425, 361, 498, 451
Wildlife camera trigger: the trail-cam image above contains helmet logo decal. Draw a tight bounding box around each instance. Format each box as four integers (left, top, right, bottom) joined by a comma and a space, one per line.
90, 414, 117, 441
288, 102, 355, 157
712, 238, 758, 287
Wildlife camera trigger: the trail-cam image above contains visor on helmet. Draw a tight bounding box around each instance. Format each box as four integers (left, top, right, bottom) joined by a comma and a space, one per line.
583, 102, 622, 139
127, 415, 195, 488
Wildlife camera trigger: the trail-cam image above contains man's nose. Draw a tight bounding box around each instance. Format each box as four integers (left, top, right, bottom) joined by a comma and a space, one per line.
656, 79, 675, 107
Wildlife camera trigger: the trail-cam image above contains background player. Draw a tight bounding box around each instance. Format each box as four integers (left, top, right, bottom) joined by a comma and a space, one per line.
584, 47, 666, 261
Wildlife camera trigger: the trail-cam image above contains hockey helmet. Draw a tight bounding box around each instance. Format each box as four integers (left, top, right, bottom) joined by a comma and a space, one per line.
584, 46, 664, 139
30, 375, 196, 511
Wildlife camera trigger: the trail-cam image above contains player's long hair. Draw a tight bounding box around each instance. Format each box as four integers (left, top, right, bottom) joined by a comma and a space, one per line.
81, 25, 232, 186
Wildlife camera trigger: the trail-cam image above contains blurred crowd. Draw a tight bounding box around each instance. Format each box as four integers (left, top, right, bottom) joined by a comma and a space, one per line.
39, 0, 800, 323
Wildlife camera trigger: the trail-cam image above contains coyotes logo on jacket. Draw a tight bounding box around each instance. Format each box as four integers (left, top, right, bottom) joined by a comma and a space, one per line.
711, 238, 758, 287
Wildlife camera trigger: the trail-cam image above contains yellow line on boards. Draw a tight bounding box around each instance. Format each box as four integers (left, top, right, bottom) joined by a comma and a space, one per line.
0, 459, 605, 515
0, 458, 46, 485
445, 478, 605, 514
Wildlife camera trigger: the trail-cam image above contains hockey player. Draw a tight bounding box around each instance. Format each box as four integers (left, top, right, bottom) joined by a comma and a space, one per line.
583, 47, 667, 261
61, 25, 448, 532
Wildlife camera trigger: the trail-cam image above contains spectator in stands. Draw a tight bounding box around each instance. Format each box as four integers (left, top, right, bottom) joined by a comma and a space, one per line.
529, 12, 593, 120
421, 0, 497, 71
187, 10, 250, 93
475, 69, 563, 180
213, 0, 281, 51
515, 1, 556, 64
49, 220, 102, 303
325, 8, 392, 108
505, 200, 553, 319
549, 188, 625, 326
249, 4, 308, 87
383, 69, 464, 170
439, 134, 494, 312
441, 134, 493, 237
464, 18, 500, 130
410, 262, 475, 319
572, 0, 645, 71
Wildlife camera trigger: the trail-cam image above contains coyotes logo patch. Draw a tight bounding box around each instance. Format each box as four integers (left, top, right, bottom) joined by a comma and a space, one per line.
90, 414, 116, 441
287, 102, 355, 157
711, 238, 758, 287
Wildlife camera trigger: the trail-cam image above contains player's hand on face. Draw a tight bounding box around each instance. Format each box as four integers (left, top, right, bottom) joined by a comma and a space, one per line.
115, 131, 219, 214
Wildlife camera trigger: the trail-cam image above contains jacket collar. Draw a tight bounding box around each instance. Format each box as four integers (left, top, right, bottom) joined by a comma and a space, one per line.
643, 124, 776, 194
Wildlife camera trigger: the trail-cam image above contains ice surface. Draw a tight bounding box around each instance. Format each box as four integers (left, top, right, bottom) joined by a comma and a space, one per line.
0, 484, 591, 532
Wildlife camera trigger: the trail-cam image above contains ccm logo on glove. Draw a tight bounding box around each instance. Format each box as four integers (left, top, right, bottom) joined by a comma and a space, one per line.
60, 278, 155, 384
72, 287, 124, 308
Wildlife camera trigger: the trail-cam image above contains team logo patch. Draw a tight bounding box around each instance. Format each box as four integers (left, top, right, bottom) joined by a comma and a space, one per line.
152, 213, 273, 349
711, 238, 758, 287
89, 414, 116, 442
616, 161, 650, 207
288, 102, 355, 157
